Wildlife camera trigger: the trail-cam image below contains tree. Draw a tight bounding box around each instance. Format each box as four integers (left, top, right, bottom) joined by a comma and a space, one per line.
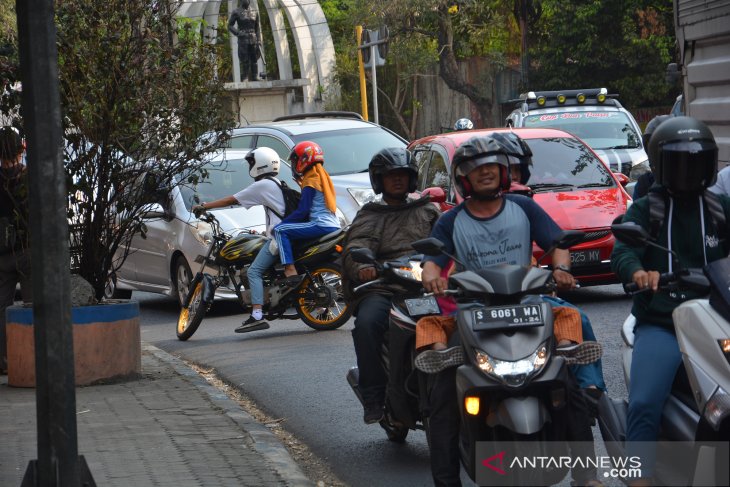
56, 0, 235, 299
529, 0, 677, 108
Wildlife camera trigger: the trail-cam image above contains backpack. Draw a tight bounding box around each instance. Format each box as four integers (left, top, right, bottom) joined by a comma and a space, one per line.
264, 176, 301, 219
647, 189, 728, 244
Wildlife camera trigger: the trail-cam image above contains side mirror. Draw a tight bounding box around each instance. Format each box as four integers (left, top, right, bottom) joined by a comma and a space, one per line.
555, 230, 585, 250
613, 173, 630, 186
611, 222, 650, 247
142, 203, 167, 219
411, 237, 445, 256
421, 186, 446, 204
350, 247, 376, 264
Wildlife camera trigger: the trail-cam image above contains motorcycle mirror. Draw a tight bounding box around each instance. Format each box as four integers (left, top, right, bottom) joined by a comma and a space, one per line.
350, 247, 376, 264
411, 238, 445, 256
555, 230, 585, 250
611, 222, 651, 247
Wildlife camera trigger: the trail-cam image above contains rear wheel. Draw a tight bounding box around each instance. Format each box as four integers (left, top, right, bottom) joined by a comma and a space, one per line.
296, 263, 351, 330
177, 279, 207, 341
173, 256, 193, 307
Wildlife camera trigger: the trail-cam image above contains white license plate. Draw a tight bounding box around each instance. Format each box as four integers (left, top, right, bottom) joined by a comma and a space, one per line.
570, 249, 601, 267
473, 304, 544, 331
404, 296, 441, 317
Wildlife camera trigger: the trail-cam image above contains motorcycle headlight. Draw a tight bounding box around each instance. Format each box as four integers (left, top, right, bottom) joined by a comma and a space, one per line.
392, 261, 423, 282
475, 342, 549, 387
348, 187, 377, 207
192, 221, 213, 245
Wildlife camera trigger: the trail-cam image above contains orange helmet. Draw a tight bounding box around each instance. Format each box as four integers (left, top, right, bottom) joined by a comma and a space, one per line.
289, 141, 324, 178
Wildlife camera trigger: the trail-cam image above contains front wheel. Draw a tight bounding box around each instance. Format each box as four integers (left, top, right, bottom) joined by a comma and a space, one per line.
177, 279, 208, 341
295, 263, 351, 330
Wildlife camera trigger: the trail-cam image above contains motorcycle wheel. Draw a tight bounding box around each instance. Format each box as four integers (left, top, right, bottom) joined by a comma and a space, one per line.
176, 279, 207, 341
295, 263, 351, 330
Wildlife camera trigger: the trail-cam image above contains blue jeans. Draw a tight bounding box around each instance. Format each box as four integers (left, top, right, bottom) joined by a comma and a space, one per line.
542, 295, 607, 391
247, 241, 278, 306
626, 322, 682, 478
274, 221, 339, 265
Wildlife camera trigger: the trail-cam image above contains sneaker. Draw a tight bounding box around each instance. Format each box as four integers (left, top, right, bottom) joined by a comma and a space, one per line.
363, 403, 384, 424
235, 316, 270, 333
555, 341, 602, 365
414, 347, 464, 374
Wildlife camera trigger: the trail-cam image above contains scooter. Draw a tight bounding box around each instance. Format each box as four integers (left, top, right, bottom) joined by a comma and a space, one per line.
411, 231, 594, 485
345, 248, 438, 443
598, 222, 730, 486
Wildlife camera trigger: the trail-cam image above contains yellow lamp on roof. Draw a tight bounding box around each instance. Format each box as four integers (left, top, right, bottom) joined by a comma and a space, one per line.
557, 94, 566, 104
537, 96, 546, 106
577, 93, 586, 103
597, 93, 607, 103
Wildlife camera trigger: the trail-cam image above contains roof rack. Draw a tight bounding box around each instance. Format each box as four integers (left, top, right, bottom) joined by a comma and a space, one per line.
507, 88, 621, 110
273, 111, 365, 122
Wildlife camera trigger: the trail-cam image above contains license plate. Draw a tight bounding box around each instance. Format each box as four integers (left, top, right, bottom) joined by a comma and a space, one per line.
404, 296, 441, 317
473, 304, 544, 331
570, 249, 601, 267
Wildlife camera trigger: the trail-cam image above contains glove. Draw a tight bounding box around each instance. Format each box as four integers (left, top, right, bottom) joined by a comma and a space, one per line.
192, 205, 206, 218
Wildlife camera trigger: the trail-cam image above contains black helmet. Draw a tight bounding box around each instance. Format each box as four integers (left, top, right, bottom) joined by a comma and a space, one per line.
369, 147, 418, 195
452, 133, 532, 198
649, 116, 718, 196
643, 115, 672, 149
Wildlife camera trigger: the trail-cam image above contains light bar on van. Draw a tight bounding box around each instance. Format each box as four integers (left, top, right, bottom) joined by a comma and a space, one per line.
597, 87, 608, 103
576, 93, 586, 103
557, 94, 566, 104
537, 96, 546, 106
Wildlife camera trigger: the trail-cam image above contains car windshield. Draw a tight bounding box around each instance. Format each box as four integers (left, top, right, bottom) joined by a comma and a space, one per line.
523, 111, 641, 150
292, 127, 406, 176
523, 137, 616, 190
178, 157, 297, 210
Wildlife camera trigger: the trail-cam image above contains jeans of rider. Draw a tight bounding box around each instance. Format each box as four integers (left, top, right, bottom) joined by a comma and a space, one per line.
626, 322, 682, 479
274, 221, 339, 266
0, 249, 31, 371
351, 293, 392, 407
426, 334, 599, 487
247, 242, 278, 306
542, 295, 607, 391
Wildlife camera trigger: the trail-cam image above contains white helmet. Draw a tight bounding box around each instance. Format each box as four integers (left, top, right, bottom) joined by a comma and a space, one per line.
454, 118, 474, 131
245, 147, 280, 179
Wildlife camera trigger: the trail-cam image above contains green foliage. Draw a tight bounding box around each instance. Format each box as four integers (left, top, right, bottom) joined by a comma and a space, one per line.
57, 0, 235, 298
529, 0, 678, 108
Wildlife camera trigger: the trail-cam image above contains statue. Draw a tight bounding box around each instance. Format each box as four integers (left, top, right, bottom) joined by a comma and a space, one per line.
228, 0, 261, 82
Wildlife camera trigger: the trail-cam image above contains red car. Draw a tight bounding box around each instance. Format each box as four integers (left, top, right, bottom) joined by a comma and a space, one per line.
408, 127, 632, 286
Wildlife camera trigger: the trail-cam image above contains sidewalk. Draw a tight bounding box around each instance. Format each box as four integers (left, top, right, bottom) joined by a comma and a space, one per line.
0, 343, 312, 487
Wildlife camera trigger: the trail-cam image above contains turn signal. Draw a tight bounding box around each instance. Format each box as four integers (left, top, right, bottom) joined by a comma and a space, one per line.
465, 396, 480, 416
557, 94, 566, 104
335, 244, 343, 253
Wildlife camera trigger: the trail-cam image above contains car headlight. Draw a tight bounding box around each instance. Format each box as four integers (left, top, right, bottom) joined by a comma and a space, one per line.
475, 342, 549, 387
192, 221, 213, 245
392, 261, 423, 282
348, 187, 377, 207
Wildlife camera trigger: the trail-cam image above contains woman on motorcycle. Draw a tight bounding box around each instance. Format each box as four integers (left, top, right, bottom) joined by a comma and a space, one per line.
273, 141, 340, 280
611, 116, 730, 485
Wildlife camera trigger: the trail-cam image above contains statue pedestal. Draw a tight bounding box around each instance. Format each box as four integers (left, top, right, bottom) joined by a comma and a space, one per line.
225, 78, 311, 124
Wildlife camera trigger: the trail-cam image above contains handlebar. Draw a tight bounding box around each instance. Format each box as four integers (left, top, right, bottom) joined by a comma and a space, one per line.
624, 272, 677, 295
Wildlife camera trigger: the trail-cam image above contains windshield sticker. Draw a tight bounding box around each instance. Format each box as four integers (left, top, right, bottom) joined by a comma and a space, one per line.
533, 112, 619, 123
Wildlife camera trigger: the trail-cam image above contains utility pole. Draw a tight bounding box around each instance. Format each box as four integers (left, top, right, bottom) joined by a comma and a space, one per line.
358, 26, 389, 125
16, 0, 96, 484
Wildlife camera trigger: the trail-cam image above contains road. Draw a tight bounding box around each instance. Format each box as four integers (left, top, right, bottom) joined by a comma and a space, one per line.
137, 284, 633, 487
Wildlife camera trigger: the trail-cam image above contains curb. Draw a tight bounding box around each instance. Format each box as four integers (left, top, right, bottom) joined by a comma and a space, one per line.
143, 343, 313, 487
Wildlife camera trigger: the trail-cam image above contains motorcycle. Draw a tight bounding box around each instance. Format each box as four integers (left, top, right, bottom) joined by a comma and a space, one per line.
598, 222, 730, 486
176, 212, 351, 340
345, 248, 437, 443
411, 231, 593, 485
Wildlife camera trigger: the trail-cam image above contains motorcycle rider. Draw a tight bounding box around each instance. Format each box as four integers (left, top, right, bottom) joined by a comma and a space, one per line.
342, 147, 441, 424
420, 133, 603, 487
611, 116, 730, 485
453, 118, 473, 131
633, 114, 672, 200
192, 147, 286, 333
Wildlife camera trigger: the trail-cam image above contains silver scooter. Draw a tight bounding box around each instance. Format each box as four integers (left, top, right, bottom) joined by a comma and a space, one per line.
412, 231, 594, 485
598, 222, 730, 486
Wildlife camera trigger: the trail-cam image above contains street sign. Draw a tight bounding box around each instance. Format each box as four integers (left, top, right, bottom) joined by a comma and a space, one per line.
361, 28, 387, 69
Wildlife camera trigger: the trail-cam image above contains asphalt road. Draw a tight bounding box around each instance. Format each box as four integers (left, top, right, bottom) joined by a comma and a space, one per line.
137, 284, 634, 487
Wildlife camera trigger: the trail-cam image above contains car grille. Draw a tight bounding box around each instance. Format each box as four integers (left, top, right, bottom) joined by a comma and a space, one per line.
583, 230, 611, 242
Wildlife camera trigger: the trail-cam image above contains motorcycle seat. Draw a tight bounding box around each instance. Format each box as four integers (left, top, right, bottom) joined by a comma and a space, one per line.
293, 228, 344, 250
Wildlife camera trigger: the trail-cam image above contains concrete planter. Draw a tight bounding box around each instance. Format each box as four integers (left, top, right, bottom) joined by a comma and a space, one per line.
5, 301, 141, 387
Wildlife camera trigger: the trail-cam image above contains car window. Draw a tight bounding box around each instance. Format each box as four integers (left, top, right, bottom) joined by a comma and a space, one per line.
229, 135, 254, 150
523, 111, 641, 150
177, 157, 297, 210
412, 149, 431, 190
256, 136, 291, 160
524, 137, 616, 189
292, 127, 406, 176
424, 151, 450, 193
